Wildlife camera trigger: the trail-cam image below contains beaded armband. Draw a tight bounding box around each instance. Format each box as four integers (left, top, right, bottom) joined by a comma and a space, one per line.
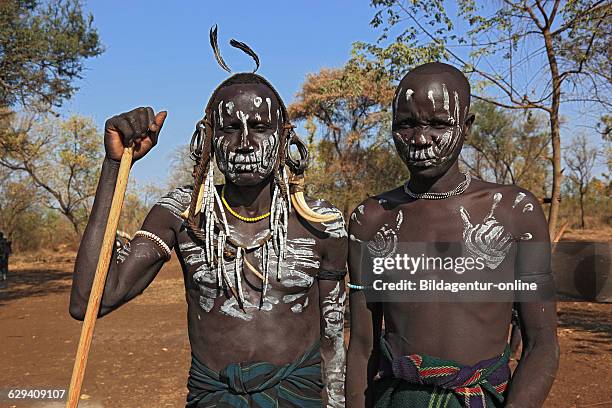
133, 230, 172, 261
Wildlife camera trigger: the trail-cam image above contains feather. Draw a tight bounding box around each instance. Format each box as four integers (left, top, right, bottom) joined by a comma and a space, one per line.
209, 25, 232, 73
229, 39, 260, 73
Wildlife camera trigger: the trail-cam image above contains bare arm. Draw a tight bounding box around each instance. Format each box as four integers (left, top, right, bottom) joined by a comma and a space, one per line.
318, 208, 349, 408
505, 191, 559, 407
345, 202, 383, 408
69, 107, 170, 319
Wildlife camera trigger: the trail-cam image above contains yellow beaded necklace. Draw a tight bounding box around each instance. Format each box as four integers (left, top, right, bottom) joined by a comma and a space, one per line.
221, 186, 271, 222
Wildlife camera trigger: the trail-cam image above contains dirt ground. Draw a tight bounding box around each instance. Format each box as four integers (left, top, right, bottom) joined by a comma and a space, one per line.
0, 249, 610, 408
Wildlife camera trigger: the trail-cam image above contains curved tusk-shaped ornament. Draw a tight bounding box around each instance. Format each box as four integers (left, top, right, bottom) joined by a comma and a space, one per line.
243, 256, 264, 281
180, 183, 205, 219
291, 191, 338, 223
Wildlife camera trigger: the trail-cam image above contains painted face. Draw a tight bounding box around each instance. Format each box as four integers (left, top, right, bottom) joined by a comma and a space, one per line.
211, 83, 283, 185
392, 77, 470, 172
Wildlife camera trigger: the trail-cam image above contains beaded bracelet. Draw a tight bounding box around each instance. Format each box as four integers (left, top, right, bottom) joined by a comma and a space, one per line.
347, 282, 371, 290
133, 230, 172, 260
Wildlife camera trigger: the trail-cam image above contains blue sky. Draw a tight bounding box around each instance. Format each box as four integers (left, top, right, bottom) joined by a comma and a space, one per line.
59, 1, 608, 186
59, 1, 381, 184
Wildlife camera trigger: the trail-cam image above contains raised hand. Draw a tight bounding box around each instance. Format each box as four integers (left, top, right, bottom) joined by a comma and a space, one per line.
104, 107, 167, 162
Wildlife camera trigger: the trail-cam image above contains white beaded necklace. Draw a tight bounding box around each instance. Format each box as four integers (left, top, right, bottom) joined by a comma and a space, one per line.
404, 172, 471, 200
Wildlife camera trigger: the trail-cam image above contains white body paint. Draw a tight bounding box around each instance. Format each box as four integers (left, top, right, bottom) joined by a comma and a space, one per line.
406, 89, 414, 100
367, 210, 403, 258
460, 192, 534, 270
321, 282, 346, 408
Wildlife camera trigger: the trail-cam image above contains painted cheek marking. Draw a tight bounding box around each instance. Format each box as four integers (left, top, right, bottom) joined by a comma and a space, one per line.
428, 89, 436, 110
254, 96, 262, 107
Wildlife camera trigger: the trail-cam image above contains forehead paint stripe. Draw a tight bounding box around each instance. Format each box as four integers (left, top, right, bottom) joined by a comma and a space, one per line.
442, 84, 450, 114
218, 101, 224, 127
254, 96, 262, 108
406, 89, 414, 101
428, 89, 436, 110
225, 101, 234, 115
265, 97, 272, 122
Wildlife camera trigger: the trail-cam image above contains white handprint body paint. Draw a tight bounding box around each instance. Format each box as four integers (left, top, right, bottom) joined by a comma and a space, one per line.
460, 192, 534, 270
367, 210, 404, 257
321, 282, 346, 408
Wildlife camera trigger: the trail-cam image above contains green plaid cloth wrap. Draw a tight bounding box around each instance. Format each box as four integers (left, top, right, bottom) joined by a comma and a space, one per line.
373, 337, 510, 408
186, 341, 323, 408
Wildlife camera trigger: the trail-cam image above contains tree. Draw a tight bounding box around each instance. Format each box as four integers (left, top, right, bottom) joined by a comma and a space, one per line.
288, 61, 408, 217
0, 0, 103, 110
356, 0, 611, 237
0, 114, 103, 235
462, 100, 550, 196
565, 134, 598, 228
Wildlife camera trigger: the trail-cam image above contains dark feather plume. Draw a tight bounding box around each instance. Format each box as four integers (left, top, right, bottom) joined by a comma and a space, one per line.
229, 39, 260, 73
209, 25, 232, 73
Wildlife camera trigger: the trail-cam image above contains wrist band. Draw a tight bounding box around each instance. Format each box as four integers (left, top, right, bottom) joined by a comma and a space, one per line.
133, 230, 172, 260
347, 282, 371, 290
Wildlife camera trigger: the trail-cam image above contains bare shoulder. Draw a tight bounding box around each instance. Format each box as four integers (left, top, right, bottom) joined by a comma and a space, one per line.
470, 178, 541, 213
153, 185, 194, 220
302, 195, 347, 239
348, 186, 405, 237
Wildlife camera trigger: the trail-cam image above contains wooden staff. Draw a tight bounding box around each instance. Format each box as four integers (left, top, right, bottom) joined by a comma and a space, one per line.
66, 146, 134, 408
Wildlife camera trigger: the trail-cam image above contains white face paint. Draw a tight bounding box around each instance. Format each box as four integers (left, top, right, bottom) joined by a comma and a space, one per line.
394, 83, 465, 168
321, 282, 346, 408
406, 89, 414, 101
212, 91, 281, 181
218, 101, 224, 127
442, 83, 452, 123
225, 101, 234, 115
427, 89, 436, 110
265, 97, 272, 122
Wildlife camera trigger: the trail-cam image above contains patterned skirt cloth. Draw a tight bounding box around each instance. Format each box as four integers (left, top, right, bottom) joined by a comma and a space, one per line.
186, 341, 323, 408
373, 337, 510, 408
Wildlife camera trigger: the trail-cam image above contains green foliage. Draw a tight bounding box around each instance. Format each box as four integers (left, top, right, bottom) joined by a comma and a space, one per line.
462, 101, 551, 196
0, 113, 102, 234
0, 0, 103, 109
289, 62, 408, 216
